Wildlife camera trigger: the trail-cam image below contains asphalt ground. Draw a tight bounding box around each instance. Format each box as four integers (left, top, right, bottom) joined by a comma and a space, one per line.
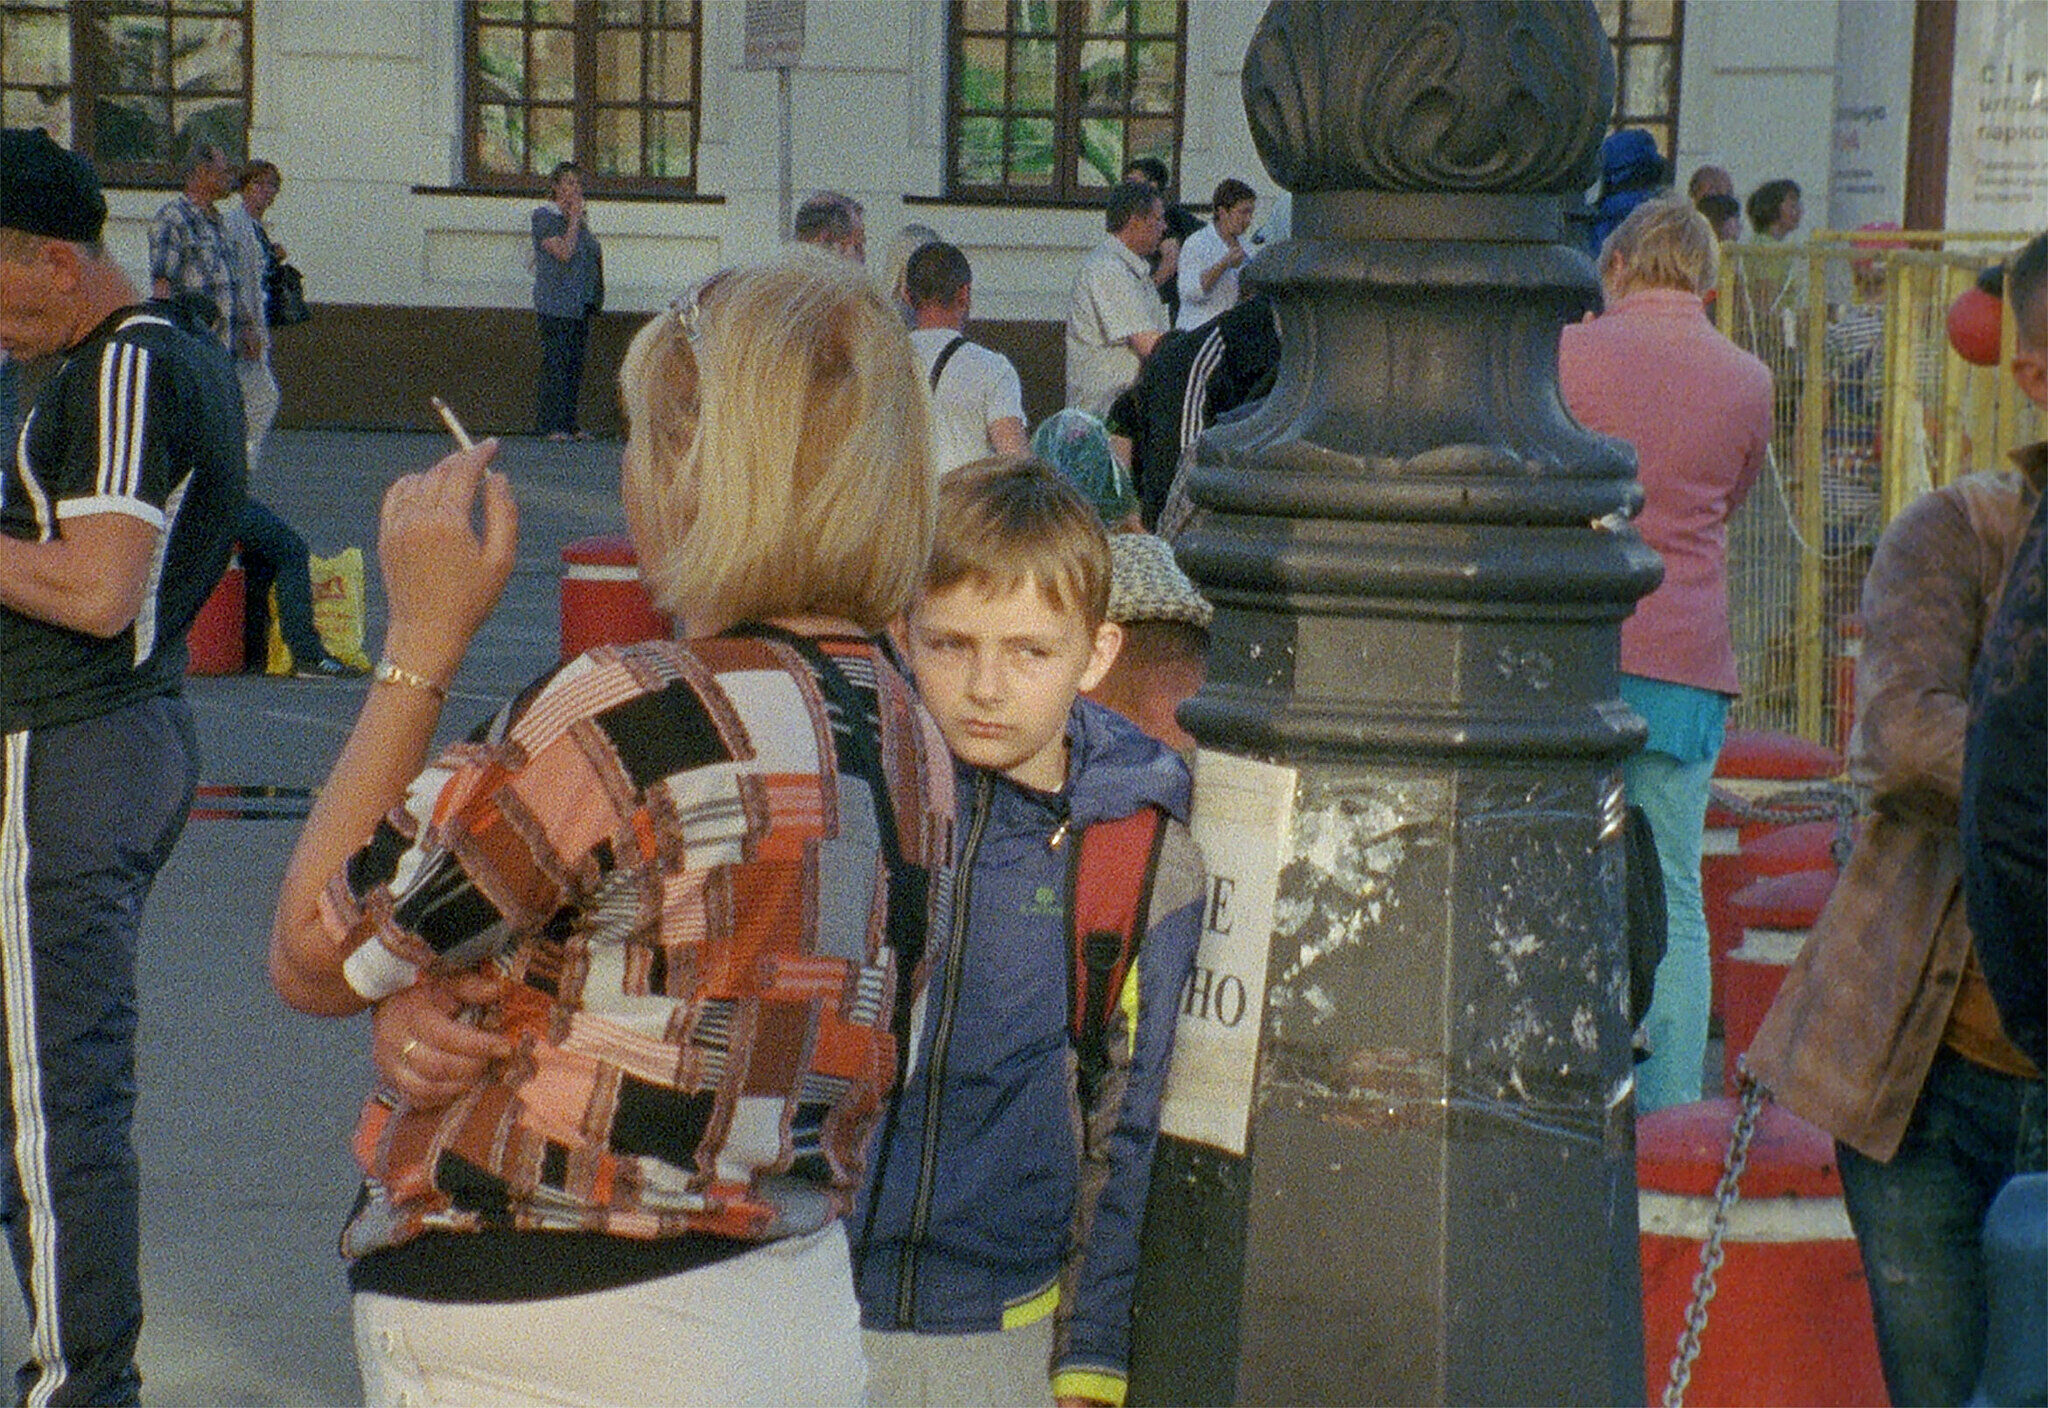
0, 429, 630, 1406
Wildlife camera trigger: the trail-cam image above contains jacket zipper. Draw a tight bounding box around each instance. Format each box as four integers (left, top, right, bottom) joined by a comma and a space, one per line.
897, 769, 994, 1326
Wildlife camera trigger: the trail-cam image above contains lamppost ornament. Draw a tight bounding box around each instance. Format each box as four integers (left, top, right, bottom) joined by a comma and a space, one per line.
1242, 1, 1611, 197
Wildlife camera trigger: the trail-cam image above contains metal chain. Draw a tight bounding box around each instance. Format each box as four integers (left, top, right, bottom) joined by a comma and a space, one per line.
1661, 1072, 1769, 1408
1708, 781, 1860, 828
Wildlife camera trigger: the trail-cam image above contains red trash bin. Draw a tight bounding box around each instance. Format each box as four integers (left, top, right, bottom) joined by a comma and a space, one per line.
186, 560, 245, 675
560, 534, 671, 662
1638, 1097, 1887, 1407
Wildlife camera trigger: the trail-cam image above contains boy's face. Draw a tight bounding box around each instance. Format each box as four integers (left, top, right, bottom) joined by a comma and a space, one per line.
907, 577, 1123, 794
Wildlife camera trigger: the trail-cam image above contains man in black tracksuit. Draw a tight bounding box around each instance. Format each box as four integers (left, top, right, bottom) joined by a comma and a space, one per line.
0, 129, 244, 1405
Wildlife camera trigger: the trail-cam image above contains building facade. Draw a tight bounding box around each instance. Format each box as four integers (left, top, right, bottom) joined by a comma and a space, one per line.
4, 1, 2035, 432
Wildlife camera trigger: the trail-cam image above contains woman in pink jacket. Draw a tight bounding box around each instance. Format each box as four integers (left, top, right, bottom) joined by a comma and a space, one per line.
1559, 197, 1774, 1112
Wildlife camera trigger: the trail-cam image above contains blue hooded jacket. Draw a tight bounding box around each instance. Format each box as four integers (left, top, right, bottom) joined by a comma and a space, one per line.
1590, 128, 1668, 255
851, 698, 1205, 1402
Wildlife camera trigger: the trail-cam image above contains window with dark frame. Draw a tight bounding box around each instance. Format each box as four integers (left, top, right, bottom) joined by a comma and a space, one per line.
0, 0, 251, 186
948, 0, 1187, 205
465, 0, 702, 195
1599, 0, 1684, 163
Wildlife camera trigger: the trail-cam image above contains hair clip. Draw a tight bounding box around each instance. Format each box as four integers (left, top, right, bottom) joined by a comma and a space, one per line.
671, 268, 733, 346
670, 289, 706, 345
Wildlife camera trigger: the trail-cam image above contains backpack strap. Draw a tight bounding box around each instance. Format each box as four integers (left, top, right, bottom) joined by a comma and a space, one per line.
1067, 804, 1170, 1111
928, 334, 968, 392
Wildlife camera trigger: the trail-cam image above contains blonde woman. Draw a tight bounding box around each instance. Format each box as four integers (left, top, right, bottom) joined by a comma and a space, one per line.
1558, 197, 1774, 1113
271, 249, 954, 1406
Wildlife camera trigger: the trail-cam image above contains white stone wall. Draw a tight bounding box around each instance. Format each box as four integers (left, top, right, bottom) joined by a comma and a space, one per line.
1673, 0, 1844, 220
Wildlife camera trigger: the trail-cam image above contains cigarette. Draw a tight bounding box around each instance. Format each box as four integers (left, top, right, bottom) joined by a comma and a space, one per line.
429, 395, 475, 451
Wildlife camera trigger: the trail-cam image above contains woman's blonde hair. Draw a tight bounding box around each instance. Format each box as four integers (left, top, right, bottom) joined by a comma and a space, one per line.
1599, 196, 1720, 298
617, 247, 933, 632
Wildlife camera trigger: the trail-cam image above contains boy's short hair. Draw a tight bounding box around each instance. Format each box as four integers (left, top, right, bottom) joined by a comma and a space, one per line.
1211, 178, 1255, 213
925, 459, 1112, 628
1746, 178, 1800, 235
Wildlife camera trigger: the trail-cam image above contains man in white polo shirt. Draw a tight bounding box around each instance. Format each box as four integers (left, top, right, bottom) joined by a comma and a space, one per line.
1064, 180, 1169, 417
907, 241, 1026, 476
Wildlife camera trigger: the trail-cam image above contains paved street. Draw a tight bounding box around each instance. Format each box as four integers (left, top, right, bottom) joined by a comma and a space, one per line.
0, 430, 629, 1405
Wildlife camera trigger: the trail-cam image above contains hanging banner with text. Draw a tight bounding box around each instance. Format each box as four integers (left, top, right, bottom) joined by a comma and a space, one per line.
1157, 749, 1297, 1156
1946, 0, 2048, 231
1827, 0, 1914, 229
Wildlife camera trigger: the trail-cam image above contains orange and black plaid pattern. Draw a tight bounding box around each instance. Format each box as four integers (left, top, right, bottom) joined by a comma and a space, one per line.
322, 634, 954, 1258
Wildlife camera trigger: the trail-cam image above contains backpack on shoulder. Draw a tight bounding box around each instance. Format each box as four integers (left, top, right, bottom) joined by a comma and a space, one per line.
1066, 804, 1171, 1110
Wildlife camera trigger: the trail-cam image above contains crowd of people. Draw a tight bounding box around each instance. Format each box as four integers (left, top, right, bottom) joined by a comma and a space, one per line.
1, 115, 2042, 1408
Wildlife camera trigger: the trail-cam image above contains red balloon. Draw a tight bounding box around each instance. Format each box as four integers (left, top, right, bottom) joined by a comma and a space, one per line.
1948, 286, 2004, 366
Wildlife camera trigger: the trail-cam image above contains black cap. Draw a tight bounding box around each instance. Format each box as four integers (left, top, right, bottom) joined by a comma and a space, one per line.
0, 128, 107, 244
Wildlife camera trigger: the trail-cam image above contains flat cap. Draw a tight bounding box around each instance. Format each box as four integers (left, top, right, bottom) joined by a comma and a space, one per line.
0, 128, 107, 244
1107, 532, 1213, 629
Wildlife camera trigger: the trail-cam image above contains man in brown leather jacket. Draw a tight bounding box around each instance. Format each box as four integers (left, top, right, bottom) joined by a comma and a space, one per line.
1748, 233, 2046, 1407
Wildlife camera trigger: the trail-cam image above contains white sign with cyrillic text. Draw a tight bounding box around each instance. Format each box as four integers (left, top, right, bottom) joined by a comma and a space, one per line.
1158, 749, 1297, 1155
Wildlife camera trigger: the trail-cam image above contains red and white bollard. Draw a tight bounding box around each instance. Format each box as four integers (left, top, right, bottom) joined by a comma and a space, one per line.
559, 534, 671, 663
1832, 616, 1863, 759
1702, 731, 1843, 1029
1722, 869, 1837, 1095
1739, 818, 1846, 881
1638, 1097, 1887, 1406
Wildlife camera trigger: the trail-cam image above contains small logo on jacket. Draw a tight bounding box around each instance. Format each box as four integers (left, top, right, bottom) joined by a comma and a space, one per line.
1021, 884, 1061, 918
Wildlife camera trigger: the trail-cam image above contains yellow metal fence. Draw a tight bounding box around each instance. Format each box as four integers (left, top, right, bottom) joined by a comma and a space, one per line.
1713, 231, 2043, 749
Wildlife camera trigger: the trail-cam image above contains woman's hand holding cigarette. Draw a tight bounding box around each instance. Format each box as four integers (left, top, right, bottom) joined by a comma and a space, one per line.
377, 441, 518, 690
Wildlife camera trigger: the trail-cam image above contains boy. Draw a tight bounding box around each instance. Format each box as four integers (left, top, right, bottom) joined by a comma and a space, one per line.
854, 462, 1206, 1407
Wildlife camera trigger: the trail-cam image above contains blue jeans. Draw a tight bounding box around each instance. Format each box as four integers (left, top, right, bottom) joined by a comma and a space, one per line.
1836, 1048, 2047, 1408
1624, 748, 1717, 1114
235, 498, 326, 669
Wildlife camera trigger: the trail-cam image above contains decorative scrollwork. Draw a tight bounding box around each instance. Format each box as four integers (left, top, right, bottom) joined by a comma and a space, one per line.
1243, 0, 1614, 195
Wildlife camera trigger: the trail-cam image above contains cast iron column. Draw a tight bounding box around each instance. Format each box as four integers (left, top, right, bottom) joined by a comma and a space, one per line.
1128, 4, 1659, 1404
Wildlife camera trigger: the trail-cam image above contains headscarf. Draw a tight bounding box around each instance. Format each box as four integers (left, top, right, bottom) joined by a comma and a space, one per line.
1030, 408, 1138, 525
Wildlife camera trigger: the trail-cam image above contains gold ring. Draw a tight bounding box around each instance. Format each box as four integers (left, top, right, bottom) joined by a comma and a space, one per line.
401, 1038, 421, 1059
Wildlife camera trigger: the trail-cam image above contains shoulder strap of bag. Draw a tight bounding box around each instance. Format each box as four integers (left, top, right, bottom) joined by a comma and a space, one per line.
1067, 804, 1169, 1110
928, 334, 968, 392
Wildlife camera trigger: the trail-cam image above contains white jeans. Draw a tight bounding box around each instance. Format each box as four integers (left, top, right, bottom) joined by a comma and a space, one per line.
354, 1224, 867, 1408
237, 352, 279, 477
